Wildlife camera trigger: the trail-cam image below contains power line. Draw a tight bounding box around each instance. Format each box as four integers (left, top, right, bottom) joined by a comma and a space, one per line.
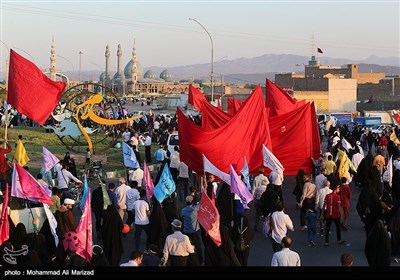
2, 3, 398, 55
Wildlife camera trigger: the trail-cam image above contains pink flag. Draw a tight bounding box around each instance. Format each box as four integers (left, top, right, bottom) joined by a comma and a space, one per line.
12, 161, 53, 204
198, 192, 221, 246
0, 183, 10, 246
143, 161, 154, 202
75, 190, 93, 262
43, 146, 59, 172
229, 164, 253, 209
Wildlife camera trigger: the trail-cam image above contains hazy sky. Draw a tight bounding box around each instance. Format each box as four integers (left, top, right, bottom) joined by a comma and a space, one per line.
0, 0, 399, 76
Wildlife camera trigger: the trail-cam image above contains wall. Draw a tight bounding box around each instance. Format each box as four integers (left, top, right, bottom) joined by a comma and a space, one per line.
328, 79, 357, 112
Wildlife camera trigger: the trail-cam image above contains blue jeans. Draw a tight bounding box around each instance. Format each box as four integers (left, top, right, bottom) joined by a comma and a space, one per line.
306, 211, 317, 243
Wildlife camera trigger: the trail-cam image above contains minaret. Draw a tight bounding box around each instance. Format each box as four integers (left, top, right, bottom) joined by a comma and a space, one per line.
105, 45, 110, 80
131, 39, 138, 93
117, 44, 123, 75
50, 37, 57, 81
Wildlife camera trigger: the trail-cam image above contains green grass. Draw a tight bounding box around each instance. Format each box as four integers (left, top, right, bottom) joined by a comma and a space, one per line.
1, 126, 158, 176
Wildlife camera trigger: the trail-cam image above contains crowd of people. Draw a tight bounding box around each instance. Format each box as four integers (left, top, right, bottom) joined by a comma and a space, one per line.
1, 111, 400, 267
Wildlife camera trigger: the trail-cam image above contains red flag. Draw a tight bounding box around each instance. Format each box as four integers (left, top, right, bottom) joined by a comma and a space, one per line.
76, 190, 93, 262
7, 49, 66, 125
0, 183, 10, 246
12, 161, 53, 204
188, 84, 207, 111
265, 79, 299, 117
143, 161, 154, 202
198, 192, 221, 246
317, 48, 323, 54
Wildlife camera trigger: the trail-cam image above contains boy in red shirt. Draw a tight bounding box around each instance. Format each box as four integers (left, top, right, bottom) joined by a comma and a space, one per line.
321, 184, 345, 247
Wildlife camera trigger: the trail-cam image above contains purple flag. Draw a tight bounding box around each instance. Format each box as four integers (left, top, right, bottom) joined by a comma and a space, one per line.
143, 161, 154, 202
43, 146, 59, 172
229, 164, 253, 209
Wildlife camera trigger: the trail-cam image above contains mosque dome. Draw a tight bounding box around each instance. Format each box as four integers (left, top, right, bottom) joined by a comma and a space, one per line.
99, 71, 106, 81
124, 59, 144, 78
160, 69, 174, 82
144, 70, 157, 79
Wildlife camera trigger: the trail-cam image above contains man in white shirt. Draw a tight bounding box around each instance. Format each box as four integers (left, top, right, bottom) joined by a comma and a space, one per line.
56, 162, 82, 190
120, 251, 143, 267
178, 161, 190, 201
315, 180, 332, 234
115, 177, 131, 221
271, 236, 301, 267
125, 181, 140, 228
144, 132, 152, 163
132, 189, 150, 250
270, 201, 294, 252
161, 219, 194, 267
270, 169, 284, 201
129, 168, 144, 188
315, 168, 327, 191
252, 168, 269, 195
169, 146, 180, 186
122, 128, 131, 143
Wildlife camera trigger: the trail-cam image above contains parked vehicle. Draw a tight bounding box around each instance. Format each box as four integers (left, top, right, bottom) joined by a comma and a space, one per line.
353, 116, 381, 127
166, 132, 179, 155
1, 198, 46, 234
150, 104, 164, 110
370, 124, 393, 136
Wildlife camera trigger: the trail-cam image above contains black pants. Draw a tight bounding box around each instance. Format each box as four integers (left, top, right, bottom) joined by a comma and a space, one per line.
325, 218, 341, 244
273, 184, 283, 201
145, 146, 152, 163
271, 237, 282, 253
126, 210, 135, 227
169, 255, 188, 266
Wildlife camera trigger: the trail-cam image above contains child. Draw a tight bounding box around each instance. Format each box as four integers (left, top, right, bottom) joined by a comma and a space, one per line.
306, 207, 317, 246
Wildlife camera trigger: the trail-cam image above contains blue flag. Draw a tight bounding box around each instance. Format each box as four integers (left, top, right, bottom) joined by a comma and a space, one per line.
79, 175, 89, 211
141, 114, 147, 124
153, 164, 176, 203
122, 142, 139, 168
240, 157, 251, 191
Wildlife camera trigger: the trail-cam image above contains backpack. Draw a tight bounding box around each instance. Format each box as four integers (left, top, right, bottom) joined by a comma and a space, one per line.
235, 217, 248, 252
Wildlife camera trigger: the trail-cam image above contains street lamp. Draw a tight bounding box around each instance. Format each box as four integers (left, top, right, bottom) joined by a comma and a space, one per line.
189, 17, 214, 101
13, 47, 35, 63
58, 54, 75, 78
78, 51, 83, 82
0, 40, 10, 90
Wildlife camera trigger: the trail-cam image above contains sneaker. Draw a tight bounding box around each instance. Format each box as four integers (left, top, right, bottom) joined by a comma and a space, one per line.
394, 258, 400, 263
310, 241, 316, 246
338, 240, 346, 245
301, 225, 308, 232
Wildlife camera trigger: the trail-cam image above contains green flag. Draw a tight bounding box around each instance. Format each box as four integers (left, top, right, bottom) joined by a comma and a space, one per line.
99, 175, 112, 210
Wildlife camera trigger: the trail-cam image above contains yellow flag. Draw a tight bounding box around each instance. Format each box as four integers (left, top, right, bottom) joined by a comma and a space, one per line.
338, 149, 356, 180
14, 139, 29, 166
390, 131, 400, 145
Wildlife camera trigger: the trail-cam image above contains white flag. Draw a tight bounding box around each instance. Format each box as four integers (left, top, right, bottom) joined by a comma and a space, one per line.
388, 155, 393, 187
203, 154, 230, 184
43, 146, 60, 172
43, 204, 59, 247
341, 138, 353, 152
262, 144, 284, 172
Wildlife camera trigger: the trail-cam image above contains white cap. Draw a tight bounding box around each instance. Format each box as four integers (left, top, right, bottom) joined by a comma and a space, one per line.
64, 198, 75, 205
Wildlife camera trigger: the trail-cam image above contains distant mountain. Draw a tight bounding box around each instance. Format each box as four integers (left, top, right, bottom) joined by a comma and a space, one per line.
2, 53, 397, 84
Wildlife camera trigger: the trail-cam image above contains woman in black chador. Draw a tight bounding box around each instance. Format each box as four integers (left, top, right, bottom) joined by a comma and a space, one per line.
101, 205, 124, 266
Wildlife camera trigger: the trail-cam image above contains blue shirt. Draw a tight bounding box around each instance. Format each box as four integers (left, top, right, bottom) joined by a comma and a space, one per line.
107, 190, 118, 208
180, 205, 200, 234
154, 148, 167, 162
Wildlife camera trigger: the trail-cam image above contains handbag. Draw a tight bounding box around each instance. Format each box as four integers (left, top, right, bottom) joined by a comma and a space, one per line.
262, 214, 271, 237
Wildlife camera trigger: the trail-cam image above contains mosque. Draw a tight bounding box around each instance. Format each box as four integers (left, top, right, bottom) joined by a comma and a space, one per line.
45, 40, 191, 95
